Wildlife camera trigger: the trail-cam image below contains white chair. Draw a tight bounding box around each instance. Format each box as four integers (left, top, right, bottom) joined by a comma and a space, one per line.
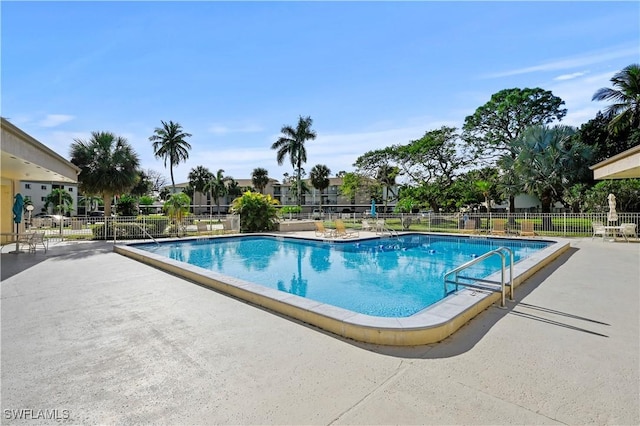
591, 221, 606, 241
619, 223, 638, 242
361, 220, 373, 231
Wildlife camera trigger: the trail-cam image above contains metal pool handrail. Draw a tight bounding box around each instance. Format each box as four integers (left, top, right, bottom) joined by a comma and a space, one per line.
444, 247, 514, 308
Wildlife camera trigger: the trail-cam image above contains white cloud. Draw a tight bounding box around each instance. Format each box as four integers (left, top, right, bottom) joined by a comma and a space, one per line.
546, 70, 615, 127
554, 71, 588, 81
485, 46, 637, 79
38, 114, 75, 128
207, 123, 264, 135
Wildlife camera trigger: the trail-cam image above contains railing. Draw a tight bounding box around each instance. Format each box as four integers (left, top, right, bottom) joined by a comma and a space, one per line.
23, 212, 639, 241
25, 215, 241, 243
444, 247, 514, 308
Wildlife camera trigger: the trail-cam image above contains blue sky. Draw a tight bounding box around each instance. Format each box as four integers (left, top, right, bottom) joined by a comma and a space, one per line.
2, 1, 639, 185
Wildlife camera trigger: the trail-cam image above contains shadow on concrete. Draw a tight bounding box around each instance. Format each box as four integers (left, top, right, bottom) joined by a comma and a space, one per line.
315, 247, 603, 359
1, 241, 114, 281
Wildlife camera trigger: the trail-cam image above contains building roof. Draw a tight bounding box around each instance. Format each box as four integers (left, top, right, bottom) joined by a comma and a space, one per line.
590, 144, 640, 179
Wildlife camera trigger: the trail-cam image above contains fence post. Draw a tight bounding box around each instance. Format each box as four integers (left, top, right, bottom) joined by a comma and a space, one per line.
563, 212, 567, 237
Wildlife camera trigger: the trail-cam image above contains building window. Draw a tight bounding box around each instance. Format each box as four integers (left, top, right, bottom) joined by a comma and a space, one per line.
41, 197, 47, 202
41, 185, 47, 190
25, 184, 31, 189
68, 187, 73, 192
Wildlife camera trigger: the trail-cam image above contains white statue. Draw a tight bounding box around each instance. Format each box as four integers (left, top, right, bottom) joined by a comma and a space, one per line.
608, 193, 616, 210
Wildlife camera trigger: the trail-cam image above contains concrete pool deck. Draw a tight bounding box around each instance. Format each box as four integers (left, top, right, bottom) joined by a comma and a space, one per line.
1, 235, 639, 424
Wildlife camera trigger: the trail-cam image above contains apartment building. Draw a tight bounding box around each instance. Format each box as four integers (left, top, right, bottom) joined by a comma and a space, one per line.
19, 181, 78, 215
168, 176, 397, 214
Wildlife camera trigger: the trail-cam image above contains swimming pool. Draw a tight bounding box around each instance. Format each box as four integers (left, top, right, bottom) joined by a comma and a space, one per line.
115, 233, 570, 345
133, 234, 549, 317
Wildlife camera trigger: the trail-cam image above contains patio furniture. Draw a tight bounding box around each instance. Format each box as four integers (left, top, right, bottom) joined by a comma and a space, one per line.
361, 219, 373, 231
314, 221, 334, 238
335, 219, 359, 239
591, 221, 607, 240
460, 219, 478, 234
519, 220, 536, 237
619, 223, 638, 242
491, 219, 507, 235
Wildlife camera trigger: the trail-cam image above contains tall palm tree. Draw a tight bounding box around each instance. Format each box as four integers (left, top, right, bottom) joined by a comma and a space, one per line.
310, 164, 331, 211
271, 116, 317, 208
188, 165, 213, 213
251, 167, 270, 194
592, 63, 640, 133
204, 169, 231, 217
70, 131, 140, 217
149, 120, 192, 192
44, 188, 73, 215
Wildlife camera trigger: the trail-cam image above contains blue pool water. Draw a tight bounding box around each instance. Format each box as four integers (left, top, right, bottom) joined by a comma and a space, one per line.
135, 234, 550, 318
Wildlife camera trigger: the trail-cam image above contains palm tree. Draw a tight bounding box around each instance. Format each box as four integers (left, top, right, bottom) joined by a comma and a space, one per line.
592, 64, 640, 133
163, 192, 191, 236
288, 177, 310, 203
44, 188, 73, 215
251, 167, 270, 194
188, 165, 213, 214
70, 131, 140, 217
271, 116, 317, 208
78, 194, 103, 215
376, 165, 399, 214
226, 178, 243, 200
310, 164, 331, 211
149, 120, 192, 192
475, 180, 491, 212
501, 124, 592, 214
204, 169, 231, 217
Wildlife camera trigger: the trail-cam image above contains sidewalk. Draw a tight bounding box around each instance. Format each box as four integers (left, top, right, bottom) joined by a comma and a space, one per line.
1, 237, 638, 425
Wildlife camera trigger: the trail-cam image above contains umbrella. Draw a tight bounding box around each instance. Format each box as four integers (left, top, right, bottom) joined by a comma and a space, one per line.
12, 193, 24, 253
370, 199, 377, 218
607, 193, 618, 223
12, 193, 24, 224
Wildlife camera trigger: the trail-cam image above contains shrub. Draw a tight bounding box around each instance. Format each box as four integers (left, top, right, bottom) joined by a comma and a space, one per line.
231, 191, 279, 232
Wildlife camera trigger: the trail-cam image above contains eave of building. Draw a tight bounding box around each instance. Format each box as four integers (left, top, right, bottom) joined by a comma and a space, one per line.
590, 144, 640, 180
1, 117, 80, 183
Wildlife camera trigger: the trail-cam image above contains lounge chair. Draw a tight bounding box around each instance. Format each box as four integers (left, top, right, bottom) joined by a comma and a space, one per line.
491, 219, 507, 235
221, 219, 234, 234
375, 219, 386, 234
335, 219, 359, 238
197, 222, 209, 234
314, 221, 334, 238
29, 232, 48, 253
17, 232, 48, 253
361, 219, 373, 232
460, 219, 478, 234
619, 223, 638, 242
591, 221, 606, 241
519, 220, 536, 237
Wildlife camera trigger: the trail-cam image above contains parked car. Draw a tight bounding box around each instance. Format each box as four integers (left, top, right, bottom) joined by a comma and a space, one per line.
312, 209, 324, 220
88, 211, 105, 224
33, 213, 71, 227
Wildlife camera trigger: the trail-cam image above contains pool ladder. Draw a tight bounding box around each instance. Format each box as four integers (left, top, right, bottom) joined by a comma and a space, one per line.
443, 247, 514, 308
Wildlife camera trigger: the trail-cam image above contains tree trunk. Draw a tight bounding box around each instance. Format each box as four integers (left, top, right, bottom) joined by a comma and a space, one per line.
509, 195, 515, 213
103, 191, 113, 217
